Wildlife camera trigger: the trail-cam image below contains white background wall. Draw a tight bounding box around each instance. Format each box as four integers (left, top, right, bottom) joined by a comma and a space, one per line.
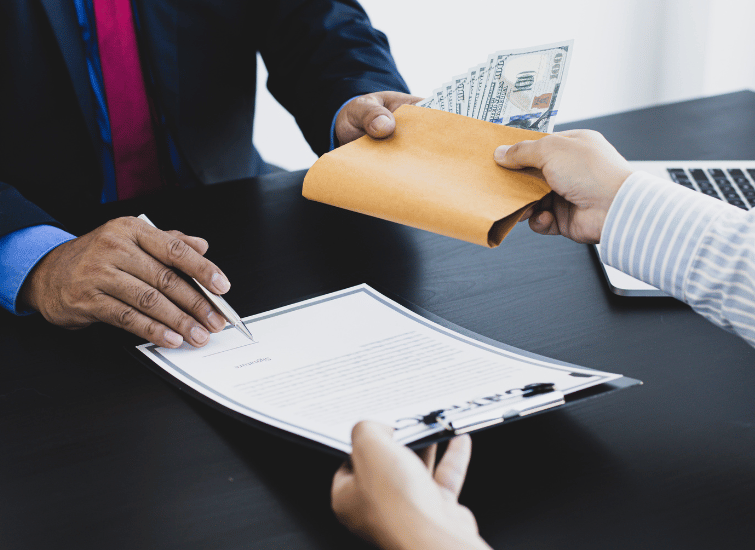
253, 0, 755, 171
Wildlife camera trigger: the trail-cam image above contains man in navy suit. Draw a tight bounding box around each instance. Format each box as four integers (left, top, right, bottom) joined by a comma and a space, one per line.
0, 0, 417, 348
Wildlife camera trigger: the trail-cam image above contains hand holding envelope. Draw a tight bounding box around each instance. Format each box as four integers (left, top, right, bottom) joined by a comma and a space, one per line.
303, 104, 552, 247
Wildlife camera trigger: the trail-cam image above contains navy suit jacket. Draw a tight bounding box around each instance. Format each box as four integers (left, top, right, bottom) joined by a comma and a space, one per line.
0, 0, 408, 235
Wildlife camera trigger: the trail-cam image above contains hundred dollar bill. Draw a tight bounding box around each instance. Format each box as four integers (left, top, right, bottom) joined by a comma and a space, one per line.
432, 87, 447, 112
470, 63, 490, 120
442, 81, 455, 113
480, 40, 572, 132
420, 40, 573, 133
464, 65, 481, 117
475, 52, 506, 121
452, 74, 468, 116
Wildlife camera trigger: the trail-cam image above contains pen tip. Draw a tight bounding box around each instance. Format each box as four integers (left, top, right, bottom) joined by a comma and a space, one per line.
238, 323, 254, 341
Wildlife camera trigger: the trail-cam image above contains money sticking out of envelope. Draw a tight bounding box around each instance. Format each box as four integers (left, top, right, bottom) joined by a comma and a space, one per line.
419, 40, 573, 133
303, 104, 551, 247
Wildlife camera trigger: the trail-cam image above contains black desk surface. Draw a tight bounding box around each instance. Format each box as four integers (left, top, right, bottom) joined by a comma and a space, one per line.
3, 91, 755, 549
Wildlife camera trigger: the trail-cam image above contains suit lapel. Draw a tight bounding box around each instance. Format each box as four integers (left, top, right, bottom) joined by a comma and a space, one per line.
38, 0, 99, 152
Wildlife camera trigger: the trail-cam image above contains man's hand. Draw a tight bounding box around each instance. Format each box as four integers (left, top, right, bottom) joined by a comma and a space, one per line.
332, 422, 491, 550
494, 129, 633, 244
20, 216, 230, 348
335, 91, 423, 146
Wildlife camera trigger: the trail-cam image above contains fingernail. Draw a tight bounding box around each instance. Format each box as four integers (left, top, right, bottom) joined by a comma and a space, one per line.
207, 311, 226, 331
164, 330, 183, 348
494, 145, 510, 162
212, 272, 231, 293
191, 325, 210, 345
370, 115, 392, 134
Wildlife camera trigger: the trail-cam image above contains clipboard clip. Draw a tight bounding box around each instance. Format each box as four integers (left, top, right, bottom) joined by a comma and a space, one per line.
425, 383, 565, 436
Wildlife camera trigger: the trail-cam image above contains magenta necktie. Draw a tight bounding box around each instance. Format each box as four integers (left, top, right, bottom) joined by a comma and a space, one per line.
94, 0, 163, 200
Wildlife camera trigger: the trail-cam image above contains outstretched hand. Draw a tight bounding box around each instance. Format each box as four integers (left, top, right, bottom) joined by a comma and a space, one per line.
494, 129, 633, 244
332, 421, 490, 550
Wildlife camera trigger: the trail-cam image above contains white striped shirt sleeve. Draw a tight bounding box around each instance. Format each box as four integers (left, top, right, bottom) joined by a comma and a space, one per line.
599, 171, 755, 347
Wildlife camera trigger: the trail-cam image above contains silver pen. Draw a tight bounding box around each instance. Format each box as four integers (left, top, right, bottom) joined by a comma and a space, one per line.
137, 214, 254, 342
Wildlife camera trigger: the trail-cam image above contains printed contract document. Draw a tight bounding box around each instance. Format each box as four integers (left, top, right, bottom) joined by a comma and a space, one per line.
138, 285, 623, 454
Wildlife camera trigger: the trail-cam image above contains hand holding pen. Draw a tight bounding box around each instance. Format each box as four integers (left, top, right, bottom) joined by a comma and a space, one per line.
138, 215, 254, 343
20, 215, 242, 348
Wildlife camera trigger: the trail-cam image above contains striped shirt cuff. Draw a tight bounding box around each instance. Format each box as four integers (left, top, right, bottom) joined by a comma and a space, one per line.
599, 171, 732, 301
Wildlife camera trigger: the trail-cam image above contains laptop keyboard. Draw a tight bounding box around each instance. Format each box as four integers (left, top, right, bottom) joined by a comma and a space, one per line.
667, 168, 755, 210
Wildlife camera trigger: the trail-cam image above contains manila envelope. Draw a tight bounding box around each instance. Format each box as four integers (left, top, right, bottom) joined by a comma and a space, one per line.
302, 104, 551, 247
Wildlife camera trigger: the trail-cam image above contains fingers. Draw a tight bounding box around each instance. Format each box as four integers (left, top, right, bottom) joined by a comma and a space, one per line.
22, 218, 232, 347
166, 230, 209, 255
340, 423, 483, 550
98, 270, 219, 347
529, 211, 560, 235
495, 130, 601, 170
136, 227, 222, 335
350, 421, 413, 481
524, 194, 562, 236
350, 421, 395, 465
346, 95, 396, 139
518, 204, 537, 222
114, 249, 226, 333
331, 461, 356, 510
85, 291, 187, 348
494, 140, 549, 170
433, 434, 472, 498
519, 193, 552, 223
350, 422, 452, 493
336, 91, 423, 145
416, 444, 438, 471
133, 220, 231, 295
123, 221, 227, 343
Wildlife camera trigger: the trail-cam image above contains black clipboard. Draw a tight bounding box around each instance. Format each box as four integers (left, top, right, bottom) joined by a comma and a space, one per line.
128, 284, 642, 459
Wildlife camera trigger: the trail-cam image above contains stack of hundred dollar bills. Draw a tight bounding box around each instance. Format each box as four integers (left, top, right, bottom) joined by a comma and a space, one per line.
417, 40, 573, 133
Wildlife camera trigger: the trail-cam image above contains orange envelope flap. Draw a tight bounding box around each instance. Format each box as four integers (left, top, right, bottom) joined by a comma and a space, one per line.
303, 104, 551, 247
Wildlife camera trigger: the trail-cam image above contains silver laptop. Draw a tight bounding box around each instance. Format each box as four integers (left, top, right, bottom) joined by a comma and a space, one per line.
596, 161, 755, 297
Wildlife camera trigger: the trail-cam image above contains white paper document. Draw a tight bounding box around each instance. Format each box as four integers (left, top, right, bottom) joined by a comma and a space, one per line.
138, 285, 621, 453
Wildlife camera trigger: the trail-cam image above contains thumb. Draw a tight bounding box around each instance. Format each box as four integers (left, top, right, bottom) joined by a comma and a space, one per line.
357, 105, 396, 139
494, 140, 547, 170
350, 421, 397, 473
348, 96, 396, 137
336, 97, 396, 145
